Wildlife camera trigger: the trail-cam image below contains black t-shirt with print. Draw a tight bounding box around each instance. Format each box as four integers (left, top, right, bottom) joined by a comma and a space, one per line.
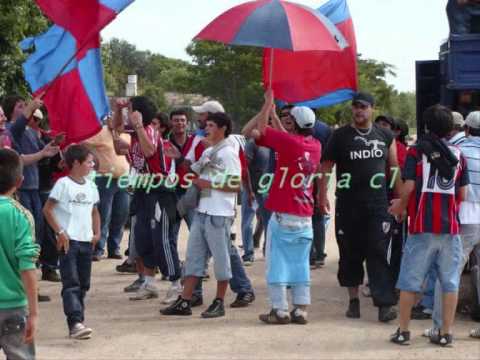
323, 124, 394, 203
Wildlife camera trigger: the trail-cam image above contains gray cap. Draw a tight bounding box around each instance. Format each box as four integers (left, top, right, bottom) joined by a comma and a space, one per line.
465, 111, 480, 129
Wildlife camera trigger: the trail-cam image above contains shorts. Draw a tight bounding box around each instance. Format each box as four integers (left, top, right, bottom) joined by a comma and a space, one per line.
397, 233, 463, 293
184, 212, 233, 281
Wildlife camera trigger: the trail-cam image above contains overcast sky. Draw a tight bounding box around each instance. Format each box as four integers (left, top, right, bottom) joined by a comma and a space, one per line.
102, 0, 450, 92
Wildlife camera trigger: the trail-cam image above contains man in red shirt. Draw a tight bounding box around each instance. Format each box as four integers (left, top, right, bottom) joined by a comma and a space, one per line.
243, 90, 321, 324
389, 105, 469, 346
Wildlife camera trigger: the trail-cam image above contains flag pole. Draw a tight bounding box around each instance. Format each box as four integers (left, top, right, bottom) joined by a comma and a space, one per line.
269, 48, 274, 89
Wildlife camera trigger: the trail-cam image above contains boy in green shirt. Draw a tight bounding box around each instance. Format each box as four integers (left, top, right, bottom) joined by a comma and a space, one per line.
0, 148, 40, 360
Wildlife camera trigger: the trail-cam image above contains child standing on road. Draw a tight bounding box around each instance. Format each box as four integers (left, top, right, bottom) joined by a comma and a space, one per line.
0, 148, 39, 359
43, 145, 100, 340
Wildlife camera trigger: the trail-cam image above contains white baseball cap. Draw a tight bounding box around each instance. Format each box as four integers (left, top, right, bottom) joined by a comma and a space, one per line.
452, 111, 465, 127
290, 106, 315, 129
33, 109, 43, 120
192, 100, 225, 114
465, 111, 480, 129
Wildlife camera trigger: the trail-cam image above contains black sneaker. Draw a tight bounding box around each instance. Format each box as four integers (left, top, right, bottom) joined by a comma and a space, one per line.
290, 308, 308, 325
259, 309, 291, 325
190, 294, 203, 308
107, 252, 123, 260
379, 306, 397, 323
160, 296, 192, 316
116, 261, 136, 274
242, 254, 254, 266
201, 298, 225, 318
230, 292, 255, 308
316, 256, 326, 267
390, 328, 410, 345
411, 304, 432, 320
430, 331, 453, 347
41, 268, 61, 282
346, 298, 360, 319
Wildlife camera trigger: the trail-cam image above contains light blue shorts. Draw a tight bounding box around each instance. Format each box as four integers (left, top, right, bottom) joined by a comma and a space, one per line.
184, 212, 233, 281
396, 233, 463, 293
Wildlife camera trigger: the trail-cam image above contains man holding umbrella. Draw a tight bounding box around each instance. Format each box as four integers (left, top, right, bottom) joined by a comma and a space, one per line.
243, 89, 321, 324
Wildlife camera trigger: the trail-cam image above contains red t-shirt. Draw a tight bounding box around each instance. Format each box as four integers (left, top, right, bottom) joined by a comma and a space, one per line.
172, 134, 195, 187
256, 127, 321, 217
396, 141, 407, 171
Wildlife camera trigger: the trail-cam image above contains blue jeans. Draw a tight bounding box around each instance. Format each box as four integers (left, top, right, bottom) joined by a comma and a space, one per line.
447, 0, 480, 34
39, 191, 59, 270
432, 224, 480, 329
420, 268, 437, 310
17, 190, 43, 248
269, 284, 310, 311
241, 189, 256, 257
59, 241, 93, 330
95, 177, 130, 256
0, 308, 35, 360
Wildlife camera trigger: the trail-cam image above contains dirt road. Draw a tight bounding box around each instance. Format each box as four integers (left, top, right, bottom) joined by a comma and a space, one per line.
36, 220, 480, 360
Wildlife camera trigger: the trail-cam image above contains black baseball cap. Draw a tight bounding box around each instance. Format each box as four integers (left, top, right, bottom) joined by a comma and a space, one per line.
375, 115, 395, 128
352, 92, 375, 107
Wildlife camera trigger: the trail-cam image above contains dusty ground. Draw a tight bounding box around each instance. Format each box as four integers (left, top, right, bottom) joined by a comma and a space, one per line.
36, 215, 480, 360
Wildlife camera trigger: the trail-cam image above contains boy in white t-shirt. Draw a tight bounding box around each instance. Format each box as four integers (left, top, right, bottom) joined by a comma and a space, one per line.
43, 145, 100, 340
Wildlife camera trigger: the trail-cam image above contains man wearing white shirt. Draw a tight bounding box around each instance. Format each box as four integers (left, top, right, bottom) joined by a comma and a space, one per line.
161, 112, 242, 318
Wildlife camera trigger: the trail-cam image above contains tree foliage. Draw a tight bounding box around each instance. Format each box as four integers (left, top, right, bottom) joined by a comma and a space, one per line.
185, 41, 264, 127
101, 38, 191, 110
0, 0, 48, 97
0, 1, 416, 129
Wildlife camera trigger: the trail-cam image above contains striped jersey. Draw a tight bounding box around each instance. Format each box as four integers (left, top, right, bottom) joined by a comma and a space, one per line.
404, 144, 469, 234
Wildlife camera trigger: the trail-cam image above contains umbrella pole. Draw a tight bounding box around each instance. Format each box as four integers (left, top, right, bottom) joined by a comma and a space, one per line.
269, 48, 274, 89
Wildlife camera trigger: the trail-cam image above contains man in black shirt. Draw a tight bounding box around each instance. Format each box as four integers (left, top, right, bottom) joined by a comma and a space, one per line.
318, 92, 401, 323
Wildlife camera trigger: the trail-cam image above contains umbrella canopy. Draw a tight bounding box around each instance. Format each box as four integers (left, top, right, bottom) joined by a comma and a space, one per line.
194, 0, 348, 52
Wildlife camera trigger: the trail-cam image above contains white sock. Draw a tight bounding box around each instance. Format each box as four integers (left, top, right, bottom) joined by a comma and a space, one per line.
171, 280, 181, 288
293, 308, 307, 318
144, 276, 155, 286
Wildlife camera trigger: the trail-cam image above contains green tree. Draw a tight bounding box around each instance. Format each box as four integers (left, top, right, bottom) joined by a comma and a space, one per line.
0, 0, 48, 97
186, 41, 264, 127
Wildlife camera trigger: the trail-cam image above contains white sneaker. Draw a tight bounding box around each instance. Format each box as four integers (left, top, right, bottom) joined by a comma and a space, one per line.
70, 323, 93, 340
361, 284, 371, 298
162, 283, 183, 304
129, 283, 159, 301
422, 327, 438, 338
470, 328, 480, 339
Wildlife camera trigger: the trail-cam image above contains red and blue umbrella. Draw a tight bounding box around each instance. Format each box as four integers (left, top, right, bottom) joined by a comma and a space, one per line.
195, 0, 348, 52
194, 0, 349, 86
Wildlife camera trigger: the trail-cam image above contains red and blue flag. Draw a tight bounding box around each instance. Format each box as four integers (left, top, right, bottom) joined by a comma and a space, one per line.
263, 0, 358, 108
21, 0, 134, 143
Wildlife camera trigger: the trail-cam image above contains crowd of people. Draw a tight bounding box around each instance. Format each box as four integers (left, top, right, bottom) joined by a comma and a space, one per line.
1, 88, 480, 359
